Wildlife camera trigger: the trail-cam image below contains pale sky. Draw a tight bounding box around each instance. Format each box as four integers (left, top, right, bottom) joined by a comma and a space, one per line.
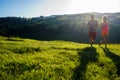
0, 0, 120, 17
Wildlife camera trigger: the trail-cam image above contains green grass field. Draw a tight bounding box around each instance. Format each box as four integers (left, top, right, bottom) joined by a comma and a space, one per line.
0, 36, 120, 80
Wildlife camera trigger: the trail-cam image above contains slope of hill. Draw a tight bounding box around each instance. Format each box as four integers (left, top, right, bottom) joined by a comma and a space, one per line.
0, 36, 120, 80
0, 12, 120, 43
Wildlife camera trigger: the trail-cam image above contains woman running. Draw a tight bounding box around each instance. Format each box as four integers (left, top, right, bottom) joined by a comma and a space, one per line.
99, 15, 109, 47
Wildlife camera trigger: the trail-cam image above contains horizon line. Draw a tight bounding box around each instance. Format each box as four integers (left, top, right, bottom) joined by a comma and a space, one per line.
0, 12, 120, 18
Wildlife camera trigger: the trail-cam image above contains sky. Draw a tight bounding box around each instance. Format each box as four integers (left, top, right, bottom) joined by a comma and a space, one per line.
0, 0, 120, 18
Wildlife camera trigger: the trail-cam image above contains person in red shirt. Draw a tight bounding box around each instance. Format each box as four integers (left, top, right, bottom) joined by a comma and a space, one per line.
99, 15, 109, 47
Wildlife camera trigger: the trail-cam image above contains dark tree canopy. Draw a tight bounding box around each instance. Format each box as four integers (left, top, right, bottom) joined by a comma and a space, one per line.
0, 13, 120, 43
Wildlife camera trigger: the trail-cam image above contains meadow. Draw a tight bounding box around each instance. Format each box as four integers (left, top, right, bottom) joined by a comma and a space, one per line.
0, 36, 120, 80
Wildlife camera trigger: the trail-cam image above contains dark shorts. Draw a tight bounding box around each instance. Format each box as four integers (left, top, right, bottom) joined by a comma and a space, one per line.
89, 31, 96, 40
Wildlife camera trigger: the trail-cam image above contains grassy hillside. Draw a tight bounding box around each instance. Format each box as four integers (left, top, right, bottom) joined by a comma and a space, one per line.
0, 36, 120, 80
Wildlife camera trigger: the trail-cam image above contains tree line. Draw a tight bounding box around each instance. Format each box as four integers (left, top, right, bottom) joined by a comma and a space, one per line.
0, 13, 120, 43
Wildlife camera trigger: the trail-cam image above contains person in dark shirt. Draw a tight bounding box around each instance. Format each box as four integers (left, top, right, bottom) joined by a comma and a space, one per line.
87, 15, 98, 46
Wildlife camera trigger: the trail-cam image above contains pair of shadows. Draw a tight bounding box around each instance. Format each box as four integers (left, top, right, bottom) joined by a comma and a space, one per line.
72, 46, 98, 80
72, 46, 120, 80
101, 47, 120, 76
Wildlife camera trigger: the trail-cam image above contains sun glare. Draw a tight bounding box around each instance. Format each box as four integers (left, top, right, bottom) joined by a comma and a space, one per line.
63, 0, 120, 14
0, 0, 119, 17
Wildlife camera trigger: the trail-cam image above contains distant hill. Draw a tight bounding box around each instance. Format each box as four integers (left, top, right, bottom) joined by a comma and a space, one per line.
0, 12, 120, 43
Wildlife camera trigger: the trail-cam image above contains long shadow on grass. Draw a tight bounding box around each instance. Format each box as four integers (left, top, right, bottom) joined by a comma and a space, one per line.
72, 47, 98, 80
101, 47, 120, 76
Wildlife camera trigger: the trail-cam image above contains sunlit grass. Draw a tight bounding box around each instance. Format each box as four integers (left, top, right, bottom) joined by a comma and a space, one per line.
0, 36, 120, 80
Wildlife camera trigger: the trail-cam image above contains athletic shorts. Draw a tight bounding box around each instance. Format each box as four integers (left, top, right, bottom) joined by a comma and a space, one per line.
88, 31, 97, 40
101, 30, 109, 37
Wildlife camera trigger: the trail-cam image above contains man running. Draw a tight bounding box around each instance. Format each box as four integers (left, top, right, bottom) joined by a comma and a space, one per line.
87, 15, 98, 46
